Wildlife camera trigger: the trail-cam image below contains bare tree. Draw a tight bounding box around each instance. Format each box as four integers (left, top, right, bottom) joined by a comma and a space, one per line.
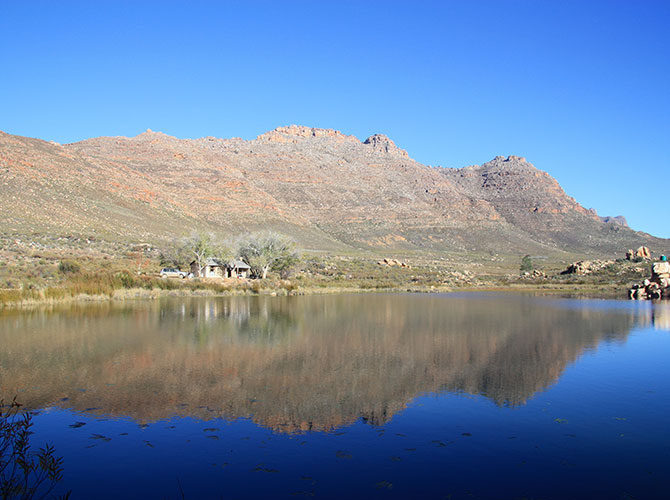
182, 233, 232, 277
237, 232, 299, 279
185, 233, 214, 277
158, 238, 189, 269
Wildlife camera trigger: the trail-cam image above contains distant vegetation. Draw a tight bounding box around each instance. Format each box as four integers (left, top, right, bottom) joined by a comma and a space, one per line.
57, 260, 81, 274
237, 232, 299, 279
158, 231, 299, 280
0, 229, 656, 307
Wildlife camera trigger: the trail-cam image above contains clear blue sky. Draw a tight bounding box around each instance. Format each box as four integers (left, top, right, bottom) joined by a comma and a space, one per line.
2, 1, 668, 237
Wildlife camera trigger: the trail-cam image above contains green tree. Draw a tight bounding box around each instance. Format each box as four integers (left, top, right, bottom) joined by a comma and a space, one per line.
520, 254, 533, 273
237, 232, 300, 280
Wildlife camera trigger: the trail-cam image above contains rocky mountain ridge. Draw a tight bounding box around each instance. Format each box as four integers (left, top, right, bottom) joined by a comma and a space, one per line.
0, 125, 665, 255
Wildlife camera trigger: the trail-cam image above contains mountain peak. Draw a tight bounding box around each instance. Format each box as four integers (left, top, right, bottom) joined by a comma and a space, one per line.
363, 134, 409, 158
485, 155, 529, 167
256, 125, 359, 144
135, 129, 172, 139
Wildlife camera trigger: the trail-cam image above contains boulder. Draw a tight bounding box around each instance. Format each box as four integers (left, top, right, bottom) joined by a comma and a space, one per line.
652, 262, 670, 276
560, 259, 613, 275
636, 246, 651, 259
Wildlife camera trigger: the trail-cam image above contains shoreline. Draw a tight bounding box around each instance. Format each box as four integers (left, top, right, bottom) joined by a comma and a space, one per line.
0, 282, 630, 309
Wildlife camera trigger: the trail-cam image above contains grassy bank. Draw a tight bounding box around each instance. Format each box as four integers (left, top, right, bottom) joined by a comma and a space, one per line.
0, 245, 648, 307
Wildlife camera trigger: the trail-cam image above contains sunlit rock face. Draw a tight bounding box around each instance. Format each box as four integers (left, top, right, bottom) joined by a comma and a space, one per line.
3, 127, 665, 254
0, 294, 641, 433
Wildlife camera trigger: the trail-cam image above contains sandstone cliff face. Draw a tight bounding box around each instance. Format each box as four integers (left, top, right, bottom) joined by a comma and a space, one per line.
0, 126, 665, 254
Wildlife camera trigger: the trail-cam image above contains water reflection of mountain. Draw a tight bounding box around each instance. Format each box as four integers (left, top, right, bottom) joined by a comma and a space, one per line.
0, 294, 641, 433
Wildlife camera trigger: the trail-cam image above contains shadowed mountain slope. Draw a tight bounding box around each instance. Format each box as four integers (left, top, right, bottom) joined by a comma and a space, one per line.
1, 126, 666, 255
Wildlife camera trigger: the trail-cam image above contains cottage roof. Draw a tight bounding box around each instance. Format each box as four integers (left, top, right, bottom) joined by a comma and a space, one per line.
228, 259, 250, 270
190, 258, 249, 269
190, 258, 224, 267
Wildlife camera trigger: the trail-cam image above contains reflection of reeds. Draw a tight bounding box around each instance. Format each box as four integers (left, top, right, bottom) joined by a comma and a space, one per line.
0, 295, 638, 433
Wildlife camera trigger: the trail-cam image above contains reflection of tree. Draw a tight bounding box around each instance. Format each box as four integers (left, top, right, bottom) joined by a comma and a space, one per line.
0, 295, 641, 433
157, 297, 302, 345
0, 398, 68, 499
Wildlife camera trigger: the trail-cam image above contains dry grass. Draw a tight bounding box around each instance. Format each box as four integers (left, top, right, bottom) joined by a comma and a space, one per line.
0, 250, 647, 306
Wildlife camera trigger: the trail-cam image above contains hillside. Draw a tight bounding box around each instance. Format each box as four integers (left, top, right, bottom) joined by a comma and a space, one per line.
1, 125, 666, 256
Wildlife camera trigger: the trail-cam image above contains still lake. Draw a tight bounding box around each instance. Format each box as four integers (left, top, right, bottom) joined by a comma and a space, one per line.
2, 293, 670, 499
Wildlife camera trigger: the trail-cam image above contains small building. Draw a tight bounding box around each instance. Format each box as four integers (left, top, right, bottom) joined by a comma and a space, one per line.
190, 258, 251, 279
227, 259, 251, 279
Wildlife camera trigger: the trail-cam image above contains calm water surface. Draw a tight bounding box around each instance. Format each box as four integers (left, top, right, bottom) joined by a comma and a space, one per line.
2, 293, 670, 499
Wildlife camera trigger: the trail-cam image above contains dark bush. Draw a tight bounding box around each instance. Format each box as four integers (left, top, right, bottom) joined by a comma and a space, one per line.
0, 397, 69, 499
58, 261, 80, 274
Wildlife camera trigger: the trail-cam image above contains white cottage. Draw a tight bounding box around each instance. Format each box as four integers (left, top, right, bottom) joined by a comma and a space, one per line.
190, 258, 251, 279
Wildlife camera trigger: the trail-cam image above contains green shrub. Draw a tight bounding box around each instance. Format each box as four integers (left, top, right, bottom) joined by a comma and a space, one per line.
58, 261, 81, 274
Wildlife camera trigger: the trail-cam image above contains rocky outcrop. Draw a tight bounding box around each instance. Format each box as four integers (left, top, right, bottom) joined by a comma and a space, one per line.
629, 260, 670, 300
561, 260, 614, 275
363, 134, 409, 157
600, 215, 628, 227
521, 269, 547, 279
626, 246, 651, 260
377, 258, 410, 268
256, 125, 359, 144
